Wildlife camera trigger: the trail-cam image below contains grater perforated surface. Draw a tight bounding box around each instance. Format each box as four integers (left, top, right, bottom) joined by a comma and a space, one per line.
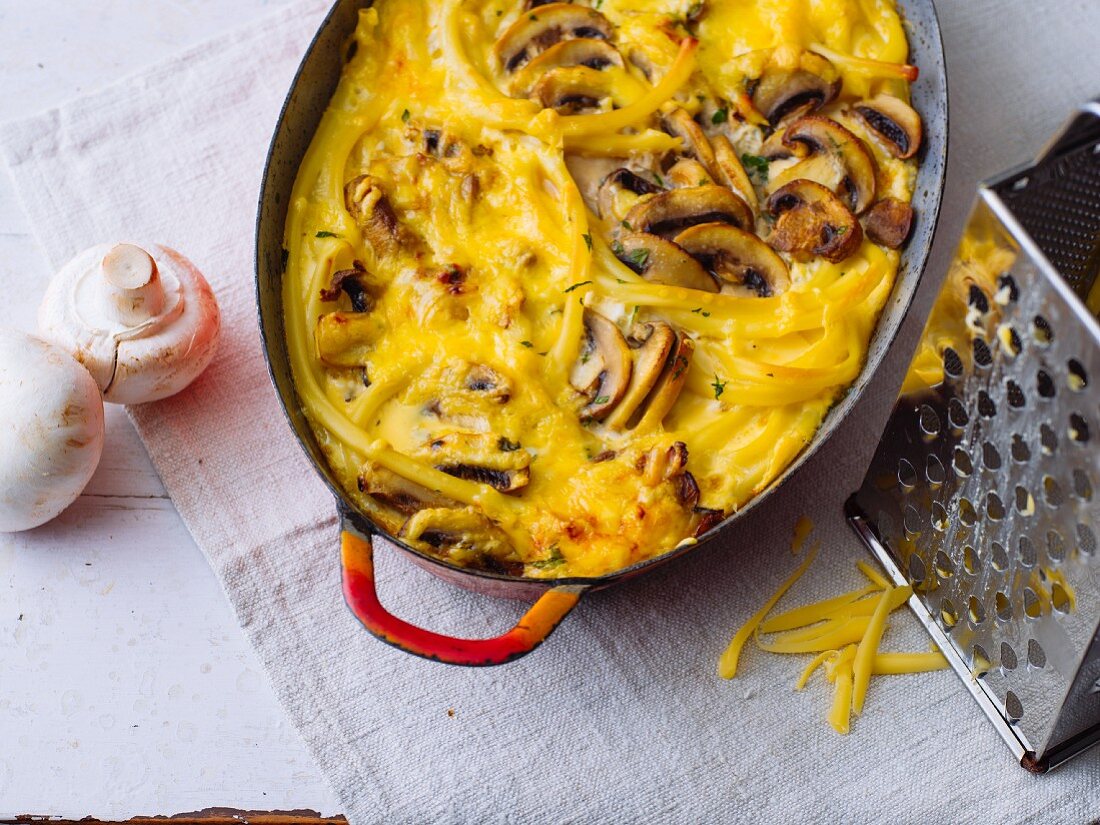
848, 102, 1100, 771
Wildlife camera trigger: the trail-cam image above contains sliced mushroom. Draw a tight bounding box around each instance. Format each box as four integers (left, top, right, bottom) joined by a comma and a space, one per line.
344, 174, 410, 255
530, 65, 614, 113
673, 222, 791, 297
493, 3, 613, 73
783, 116, 877, 214
665, 158, 714, 189
765, 180, 863, 263
636, 333, 695, 430
615, 232, 717, 292
863, 197, 915, 249
570, 310, 632, 420
711, 134, 758, 211
426, 431, 531, 493
319, 261, 372, 312
751, 51, 841, 125
315, 311, 384, 367
766, 151, 846, 195
436, 463, 530, 493
624, 185, 754, 240
358, 461, 454, 515
691, 507, 724, 536
597, 167, 663, 221
639, 440, 688, 486
463, 363, 512, 403
663, 108, 719, 174
399, 507, 518, 571
853, 94, 922, 159
604, 321, 677, 429
510, 37, 623, 95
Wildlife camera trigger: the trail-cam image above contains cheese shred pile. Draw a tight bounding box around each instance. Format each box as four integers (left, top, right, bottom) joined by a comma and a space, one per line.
717, 520, 947, 735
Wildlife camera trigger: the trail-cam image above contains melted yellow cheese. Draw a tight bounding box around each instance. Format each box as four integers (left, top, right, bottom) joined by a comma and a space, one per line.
284, 0, 917, 578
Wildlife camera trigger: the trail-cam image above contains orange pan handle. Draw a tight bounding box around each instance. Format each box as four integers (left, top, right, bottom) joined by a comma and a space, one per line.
340, 528, 585, 666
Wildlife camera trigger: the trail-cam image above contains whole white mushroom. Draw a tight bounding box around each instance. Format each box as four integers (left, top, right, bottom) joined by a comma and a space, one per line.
38, 242, 220, 404
0, 328, 105, 532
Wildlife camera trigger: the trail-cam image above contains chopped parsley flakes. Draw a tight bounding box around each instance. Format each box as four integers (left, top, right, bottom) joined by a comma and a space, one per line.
711, 374, 727, 399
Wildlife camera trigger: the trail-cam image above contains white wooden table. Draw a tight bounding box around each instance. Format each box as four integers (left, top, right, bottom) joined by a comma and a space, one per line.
0, 1, 339, 817
2, 0, 1099, 818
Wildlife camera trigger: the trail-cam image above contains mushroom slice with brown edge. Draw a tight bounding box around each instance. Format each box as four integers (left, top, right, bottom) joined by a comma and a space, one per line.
864, 197, 915, 249
665, 158, 714, 189
531, 65, 615, 114
663, 108, 719, 173
604, 321, 677, 430
427, 431, 531, 493
711, 135, 759, 211
751, 50, 841, 125
597, 167, 663, 221
782, 116, 878, 214
463, 363, 512, 402
615, 232, 718, 292
493, 3, 613, 74
624, 186, 754, 240
399, 507, 520, 573
436, 463, 530, 493
358, 460, 455, 515
691, 507, 724, 537
319, 261, 372, 312
636, 332, 695, 430
853, 94, 922, 159
510, 38, 623, 96
570, 310, 632, 420
344, 174, 410, 256
674, 223, 791, 297
765, 179, 863, 263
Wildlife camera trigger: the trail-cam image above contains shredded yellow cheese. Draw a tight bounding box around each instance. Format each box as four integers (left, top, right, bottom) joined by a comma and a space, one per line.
852, 584, 912, 715
790, 515, 814, 555
719, 523, 948, 735
827, 645, 857, 735
717, 544, 818, 679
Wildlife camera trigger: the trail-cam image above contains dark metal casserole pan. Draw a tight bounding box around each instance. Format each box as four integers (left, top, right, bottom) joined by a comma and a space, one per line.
255, 0, 948, 666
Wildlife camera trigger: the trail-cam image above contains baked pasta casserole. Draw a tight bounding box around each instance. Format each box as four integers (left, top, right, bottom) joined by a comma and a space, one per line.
283, 0, 925, 578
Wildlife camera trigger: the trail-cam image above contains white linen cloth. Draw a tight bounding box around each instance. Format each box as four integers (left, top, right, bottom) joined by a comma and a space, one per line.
3, 1, 1099, 821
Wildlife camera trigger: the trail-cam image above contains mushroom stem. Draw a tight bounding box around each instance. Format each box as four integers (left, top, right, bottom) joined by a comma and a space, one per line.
100, 243, 165, 326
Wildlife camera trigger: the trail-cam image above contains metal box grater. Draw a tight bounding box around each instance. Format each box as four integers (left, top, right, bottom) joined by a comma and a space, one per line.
847, 100, 1100, 772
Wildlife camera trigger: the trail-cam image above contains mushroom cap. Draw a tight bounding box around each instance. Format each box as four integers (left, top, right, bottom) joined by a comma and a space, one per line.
603, 321, 677, 429
711, 134, 759, 211
751, 51, 841, 124
596, 167, 662, 220
616, 231, 718, 292
493, 3, 613, 73
673, 222, 791, 297
853, 94, 923, 159
863, 197, 915, 249
38, 242, 220, 405
624, 185, 754, 239
665, 158, 714, 189
782, 115, 878, 214
635, 332, 695, 430
765, 179, 863, 263
0, 329, 104, 532
510, 37, 623, 95
531, 65, 615, 113
663, 108, 719, 173
570, 310, 632, 420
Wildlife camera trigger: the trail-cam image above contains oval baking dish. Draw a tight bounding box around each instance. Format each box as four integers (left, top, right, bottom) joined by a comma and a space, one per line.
256, 0, 948, 666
